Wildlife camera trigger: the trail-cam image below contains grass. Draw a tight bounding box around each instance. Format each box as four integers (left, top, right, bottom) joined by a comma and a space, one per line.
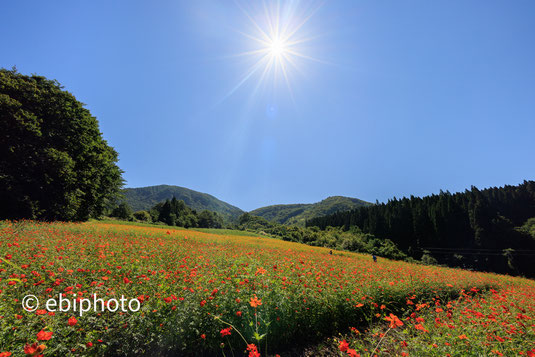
92, 218, 271, 238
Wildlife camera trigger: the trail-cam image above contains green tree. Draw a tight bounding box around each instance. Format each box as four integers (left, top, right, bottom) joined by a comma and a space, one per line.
0, 68, 124, 221
111, 203, 133, 220
198, 210, 223, 228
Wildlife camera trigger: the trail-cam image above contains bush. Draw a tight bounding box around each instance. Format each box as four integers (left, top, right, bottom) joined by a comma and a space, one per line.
133, 210, 151, 222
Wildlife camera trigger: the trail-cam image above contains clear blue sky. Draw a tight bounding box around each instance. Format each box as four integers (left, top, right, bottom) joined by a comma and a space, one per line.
2, 1, 534, 211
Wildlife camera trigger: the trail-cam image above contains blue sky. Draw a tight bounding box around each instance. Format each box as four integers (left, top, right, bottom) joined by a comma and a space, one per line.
2, 1, 534, 211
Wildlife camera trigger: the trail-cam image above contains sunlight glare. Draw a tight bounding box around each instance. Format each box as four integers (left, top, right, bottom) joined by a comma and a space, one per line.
269, 37, 286, 58
225, 1, 323, 99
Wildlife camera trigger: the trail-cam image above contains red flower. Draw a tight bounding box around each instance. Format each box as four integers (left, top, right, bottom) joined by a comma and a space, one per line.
247, 344, 261, 357
200, 334, 206, 340
36, 330, 53, 341
24, 343, 46, 355
347, 349, 360, 357
68, 316, 77, 326
339, 339, 349, 352
220, 327, 232, 337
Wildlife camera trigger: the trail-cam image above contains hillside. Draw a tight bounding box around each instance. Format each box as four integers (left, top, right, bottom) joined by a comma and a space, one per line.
122, 185, 243, 219
250, 196, 371, 225
3, 220, 534, 356
307, 181, 535, 277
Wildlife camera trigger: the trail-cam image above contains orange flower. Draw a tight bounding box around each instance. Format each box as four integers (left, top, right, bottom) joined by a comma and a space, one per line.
385, 313, 404, 329
249, 295, 262, 308
36, 330, 53, 341
458, 334, 468, 340
414, 324, 428, 332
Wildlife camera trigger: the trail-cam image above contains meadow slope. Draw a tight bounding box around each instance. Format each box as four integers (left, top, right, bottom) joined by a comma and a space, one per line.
0, 221, 533, 356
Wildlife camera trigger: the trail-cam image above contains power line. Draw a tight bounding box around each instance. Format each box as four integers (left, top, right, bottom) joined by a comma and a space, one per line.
421, 247, 535, 252
421, 251, 535, 256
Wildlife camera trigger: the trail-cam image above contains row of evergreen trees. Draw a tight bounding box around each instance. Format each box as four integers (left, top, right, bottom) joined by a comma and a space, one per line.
306, 181, 535, 277
150, 197, 224, 228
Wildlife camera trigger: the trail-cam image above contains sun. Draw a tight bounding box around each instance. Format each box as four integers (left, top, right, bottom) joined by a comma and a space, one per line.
269, 37, 286, 58
224, 1, 323, 99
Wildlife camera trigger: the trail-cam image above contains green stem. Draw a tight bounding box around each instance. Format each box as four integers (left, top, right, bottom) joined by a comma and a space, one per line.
370, 327, 391, 356
215, 316, 249, 346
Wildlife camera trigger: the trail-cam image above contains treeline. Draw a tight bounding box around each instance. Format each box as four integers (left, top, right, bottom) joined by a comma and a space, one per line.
307, 181, 535, 277
108, 201, 407, 260
238, 213, 407, 260
110, 197, 224, 229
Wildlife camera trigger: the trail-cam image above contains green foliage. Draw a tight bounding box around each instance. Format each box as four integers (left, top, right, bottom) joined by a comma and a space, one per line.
149, 197, 224, 229
250, 196, 371, 226
421, 252, 439, 266
0, 68, 123, 221
517, 217, 535, 238
133, 210, 151, 222
122, 185, 243, 221
111, 203, 133, 220
197, 210, 223, 228
237, 213, 407, 260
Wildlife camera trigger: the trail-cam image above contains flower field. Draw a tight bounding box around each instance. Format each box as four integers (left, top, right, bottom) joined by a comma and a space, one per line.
0, 221, 534, 356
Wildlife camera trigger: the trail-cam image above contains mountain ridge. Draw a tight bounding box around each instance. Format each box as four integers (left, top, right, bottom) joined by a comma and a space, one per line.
249, 196, 372, 226
122, 185, 244, 220
122, 185, 372, 225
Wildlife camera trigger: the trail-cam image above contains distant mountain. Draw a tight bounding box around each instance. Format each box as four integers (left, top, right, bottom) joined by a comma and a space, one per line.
250, 196, 372, 226
122, 185, 243, 220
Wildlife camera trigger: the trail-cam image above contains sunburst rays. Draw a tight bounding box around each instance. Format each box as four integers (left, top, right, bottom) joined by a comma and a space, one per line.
225, 1, 324, 100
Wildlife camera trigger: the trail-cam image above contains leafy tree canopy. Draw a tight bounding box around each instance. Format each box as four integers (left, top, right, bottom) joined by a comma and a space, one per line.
0, 68, 124, 221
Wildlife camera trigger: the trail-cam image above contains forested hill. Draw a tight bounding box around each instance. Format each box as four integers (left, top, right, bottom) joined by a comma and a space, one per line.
122, 185, 243, 219
250, 196, 372, 226
307, 181, 535, 277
